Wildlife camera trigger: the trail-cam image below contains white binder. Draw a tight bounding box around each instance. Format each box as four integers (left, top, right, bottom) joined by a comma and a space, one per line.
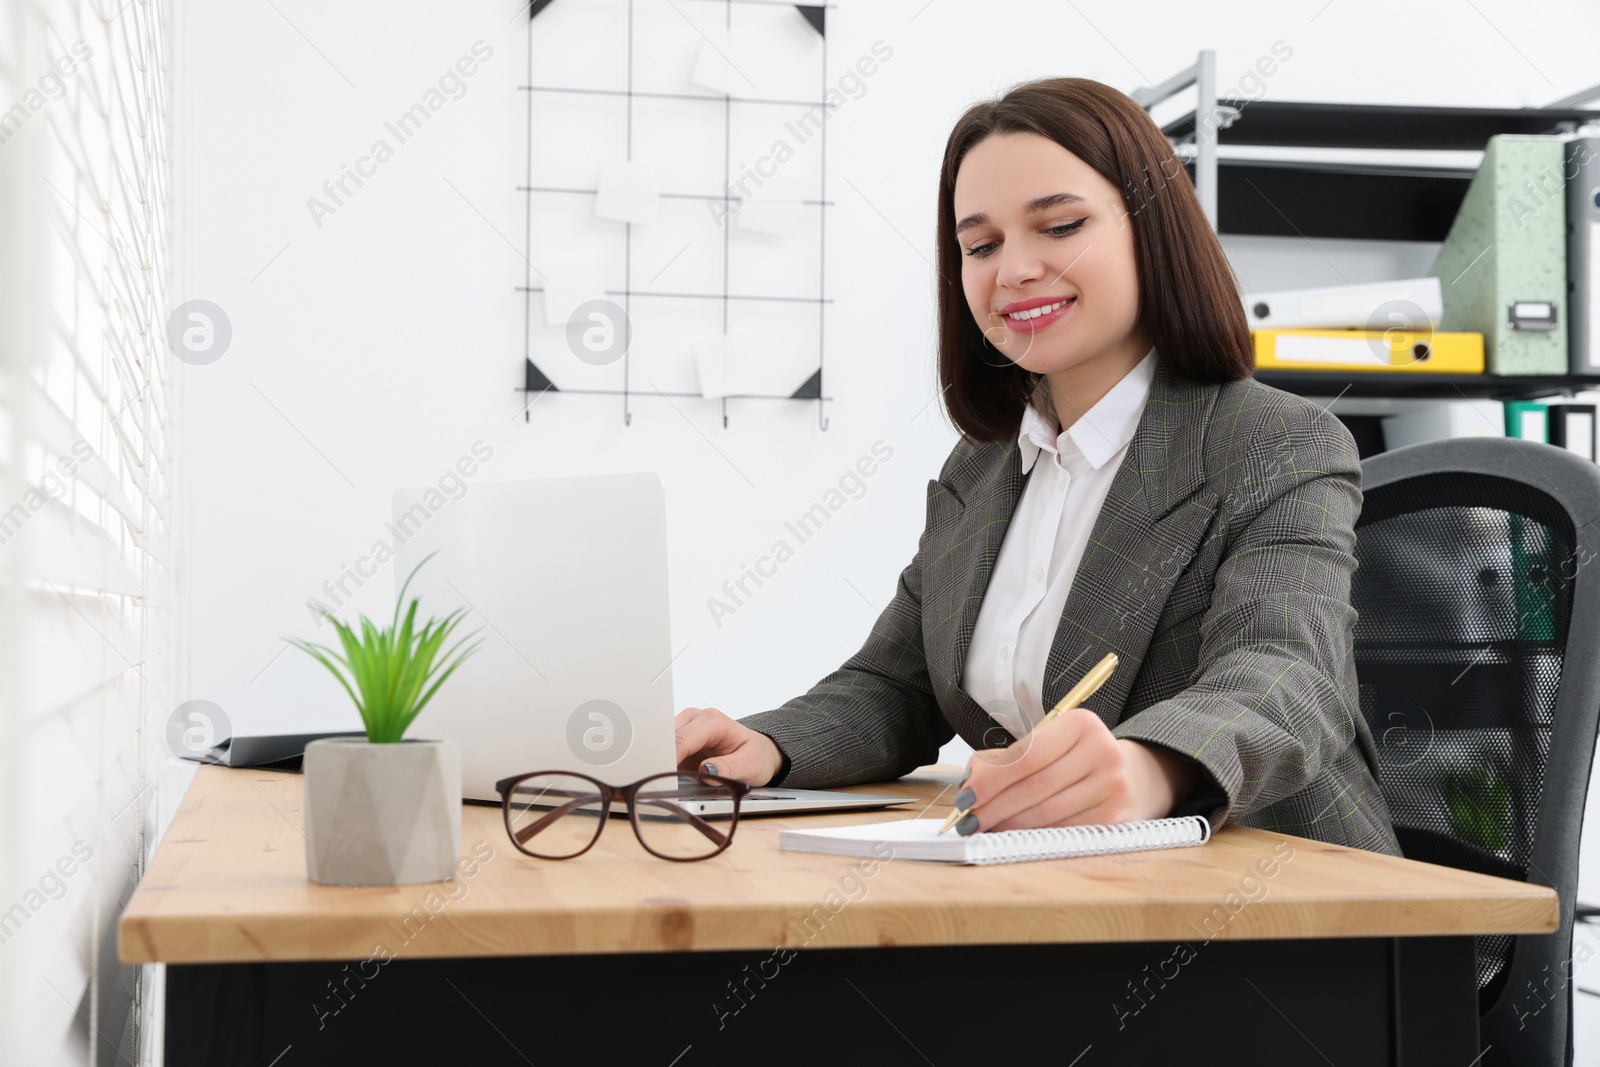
1381, 400, 1505, 451
1548, 400, 1598, 462
1243, 277, 1444, 331
1568, 137, 1600, 374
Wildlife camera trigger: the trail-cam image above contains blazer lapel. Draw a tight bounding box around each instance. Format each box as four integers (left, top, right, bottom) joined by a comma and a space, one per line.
935, 440, 1028, 748
1040, 359, 1221, 724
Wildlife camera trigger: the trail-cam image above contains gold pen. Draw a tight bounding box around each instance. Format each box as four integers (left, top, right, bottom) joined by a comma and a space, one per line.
938, 652, 1119, 835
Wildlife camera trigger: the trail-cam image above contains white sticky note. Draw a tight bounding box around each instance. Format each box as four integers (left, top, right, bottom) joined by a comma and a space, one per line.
694, 329, 815, 399
594, 160, 663, 226
692, 333, 737, 399
540, 259, 608, 328
741, 318, 816, 398
734, 195, 804, 238
748, 338, 817, 399
689, 35, 738, 95
689, 27, 789, 96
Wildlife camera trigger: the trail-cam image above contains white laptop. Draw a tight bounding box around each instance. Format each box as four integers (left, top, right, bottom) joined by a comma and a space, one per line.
391, 473, 914, 817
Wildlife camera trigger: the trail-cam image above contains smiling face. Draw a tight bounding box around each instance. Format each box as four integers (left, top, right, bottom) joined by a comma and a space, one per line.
953, 131, 1149, 402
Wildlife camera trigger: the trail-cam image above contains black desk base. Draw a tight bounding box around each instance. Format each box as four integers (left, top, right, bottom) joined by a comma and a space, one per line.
164, 936, 1478, 1066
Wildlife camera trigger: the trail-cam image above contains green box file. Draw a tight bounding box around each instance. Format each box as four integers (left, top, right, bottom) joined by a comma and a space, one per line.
1429, 135, 1568, 374
1502, 400, 1555, 639
1503, 399, 1549, 441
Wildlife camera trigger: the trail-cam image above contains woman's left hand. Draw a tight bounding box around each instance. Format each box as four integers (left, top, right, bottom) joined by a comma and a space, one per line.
953, 707, 1197, 835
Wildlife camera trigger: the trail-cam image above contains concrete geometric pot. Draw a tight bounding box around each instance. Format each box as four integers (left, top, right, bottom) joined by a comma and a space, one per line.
302, 737, 461, 886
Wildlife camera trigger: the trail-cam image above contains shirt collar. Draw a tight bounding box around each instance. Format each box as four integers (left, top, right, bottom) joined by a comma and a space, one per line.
1018, 348, 1157, 475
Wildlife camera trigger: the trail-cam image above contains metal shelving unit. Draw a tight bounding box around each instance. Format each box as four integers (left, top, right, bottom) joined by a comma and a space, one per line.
1253, 371, 1600, 402
1136, 54, 1600, 402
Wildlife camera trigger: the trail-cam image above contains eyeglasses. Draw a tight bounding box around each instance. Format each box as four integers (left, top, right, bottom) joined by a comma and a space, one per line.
493, 771, 752, 862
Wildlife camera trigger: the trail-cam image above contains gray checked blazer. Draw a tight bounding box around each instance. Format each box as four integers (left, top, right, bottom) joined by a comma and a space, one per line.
741, 356, 1402, 855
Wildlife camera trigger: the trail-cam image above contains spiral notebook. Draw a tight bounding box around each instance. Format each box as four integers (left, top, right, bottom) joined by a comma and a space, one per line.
779, 815, 1211, 866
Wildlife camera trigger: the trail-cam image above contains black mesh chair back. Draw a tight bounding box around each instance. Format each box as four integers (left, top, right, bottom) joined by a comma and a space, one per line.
1353, 436, 1600, 1067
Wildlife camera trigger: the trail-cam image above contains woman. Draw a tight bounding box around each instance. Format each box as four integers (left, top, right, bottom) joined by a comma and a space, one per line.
675, 77, 1400, 855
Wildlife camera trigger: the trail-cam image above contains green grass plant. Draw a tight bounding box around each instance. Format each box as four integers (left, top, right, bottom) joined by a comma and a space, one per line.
287, 552, 483, 743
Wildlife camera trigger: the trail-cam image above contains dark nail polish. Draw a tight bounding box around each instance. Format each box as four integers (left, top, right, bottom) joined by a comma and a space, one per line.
958, 769, 971, 787
704, 763, 719, 776
953, 787, 976, 811
956, 814, 979, 837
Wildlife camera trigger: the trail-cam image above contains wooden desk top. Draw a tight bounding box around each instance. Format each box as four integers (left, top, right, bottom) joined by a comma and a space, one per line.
119, 764, 1558, 964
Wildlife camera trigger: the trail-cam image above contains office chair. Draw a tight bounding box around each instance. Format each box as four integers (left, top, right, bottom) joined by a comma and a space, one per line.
1352, 435, 1600, 1067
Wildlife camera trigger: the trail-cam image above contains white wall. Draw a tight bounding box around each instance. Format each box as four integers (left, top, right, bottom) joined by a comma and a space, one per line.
186, 0, 1600, 729
181, 5, 1600, 1056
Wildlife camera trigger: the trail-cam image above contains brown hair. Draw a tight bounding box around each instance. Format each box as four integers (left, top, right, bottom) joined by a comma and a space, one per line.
936, 77, 1254, 442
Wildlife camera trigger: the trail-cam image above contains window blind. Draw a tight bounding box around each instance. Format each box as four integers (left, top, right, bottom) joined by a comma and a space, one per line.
0, 0, 179, 1063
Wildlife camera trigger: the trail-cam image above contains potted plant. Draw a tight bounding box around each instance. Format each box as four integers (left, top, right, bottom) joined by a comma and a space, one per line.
1440, 758, 1514, 855
287, 553, 482, 886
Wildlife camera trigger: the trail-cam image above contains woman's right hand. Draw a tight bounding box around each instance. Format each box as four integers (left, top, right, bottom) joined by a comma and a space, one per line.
674, 707, 785, 786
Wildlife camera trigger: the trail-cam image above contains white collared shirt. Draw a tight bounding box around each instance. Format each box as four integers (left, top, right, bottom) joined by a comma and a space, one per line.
961, 348, 1158, 740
